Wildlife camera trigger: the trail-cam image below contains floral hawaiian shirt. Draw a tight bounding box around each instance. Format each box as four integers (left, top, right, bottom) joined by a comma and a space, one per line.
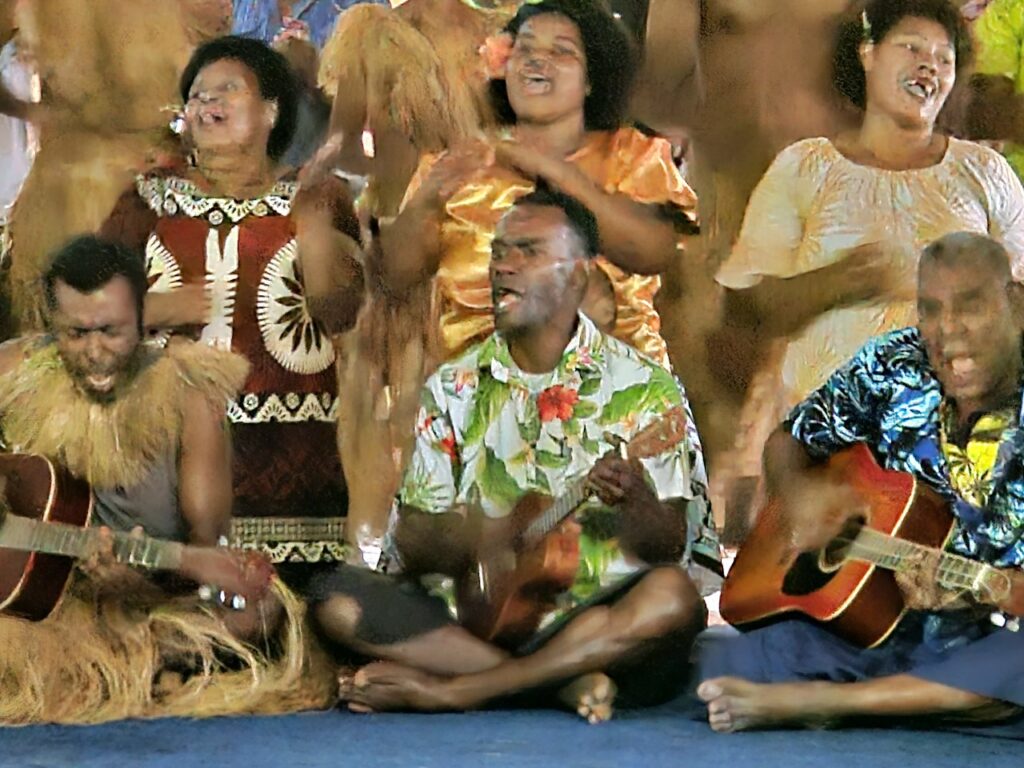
394, 314, 723, 608
787, 327, 1024, 569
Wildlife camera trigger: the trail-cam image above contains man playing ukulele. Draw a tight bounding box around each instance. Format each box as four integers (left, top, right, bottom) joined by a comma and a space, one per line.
311, 188, 722, 722
699, 232, 1024, 732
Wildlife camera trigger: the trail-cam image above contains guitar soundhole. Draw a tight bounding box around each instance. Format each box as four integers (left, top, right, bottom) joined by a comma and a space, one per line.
781, 551, 838, 596
780, 518, 865, 595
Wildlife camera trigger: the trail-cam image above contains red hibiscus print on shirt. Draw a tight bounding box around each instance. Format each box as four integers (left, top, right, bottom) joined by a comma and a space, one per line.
537, 385, 579, 422
440, 433, 459, 463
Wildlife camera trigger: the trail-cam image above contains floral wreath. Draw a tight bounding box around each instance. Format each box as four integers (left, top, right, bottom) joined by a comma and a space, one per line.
479, 32, 514, 80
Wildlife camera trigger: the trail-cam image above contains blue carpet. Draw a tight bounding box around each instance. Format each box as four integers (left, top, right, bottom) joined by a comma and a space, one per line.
1, 700, 1019, 768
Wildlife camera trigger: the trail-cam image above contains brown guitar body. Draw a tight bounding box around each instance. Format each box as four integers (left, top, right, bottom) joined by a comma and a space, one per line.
455, 492, 580, 649
0, 454, 94, 621
720, 444, 954, 648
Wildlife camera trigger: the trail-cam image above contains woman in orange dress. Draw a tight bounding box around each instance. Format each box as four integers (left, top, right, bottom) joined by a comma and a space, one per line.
379, 0, 697, 369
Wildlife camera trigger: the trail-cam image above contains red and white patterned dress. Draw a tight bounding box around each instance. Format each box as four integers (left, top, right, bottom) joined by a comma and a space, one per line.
103, 168, 359, 556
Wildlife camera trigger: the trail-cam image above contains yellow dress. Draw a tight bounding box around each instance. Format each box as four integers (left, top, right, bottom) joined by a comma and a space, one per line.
405, 127, 698, 367
717, 137, 1024, 477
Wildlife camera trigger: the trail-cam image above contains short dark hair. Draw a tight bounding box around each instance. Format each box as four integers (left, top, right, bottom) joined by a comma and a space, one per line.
490, 0, 636, 131
514, 185, 600, 259
44, 236, 148, 329
834, 0, 972, 110
179, 35, 299, 161
920, 231, 1013, 282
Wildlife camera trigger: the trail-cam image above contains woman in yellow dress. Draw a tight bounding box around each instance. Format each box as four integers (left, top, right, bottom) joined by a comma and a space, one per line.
715, 0, 1024, 532
379, 0, 697, 369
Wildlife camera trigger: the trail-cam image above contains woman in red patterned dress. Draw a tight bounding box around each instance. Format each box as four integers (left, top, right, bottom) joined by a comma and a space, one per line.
103, 37, 364, 573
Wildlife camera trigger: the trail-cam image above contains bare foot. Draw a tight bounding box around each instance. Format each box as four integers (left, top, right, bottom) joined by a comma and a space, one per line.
697, 677, 832, 733
558, 673, 617, 724
338, 662, 464, 713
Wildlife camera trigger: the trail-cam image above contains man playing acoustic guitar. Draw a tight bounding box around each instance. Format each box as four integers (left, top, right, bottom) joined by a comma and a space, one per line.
699, 232, 1024, 733
311, 188, 722, 722
0, 236, 276, 640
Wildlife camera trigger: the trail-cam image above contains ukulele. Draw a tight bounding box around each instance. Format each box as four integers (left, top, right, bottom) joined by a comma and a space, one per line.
721, 443, 1021, 647
0, 453, 272, 622
454, 407, 689, 649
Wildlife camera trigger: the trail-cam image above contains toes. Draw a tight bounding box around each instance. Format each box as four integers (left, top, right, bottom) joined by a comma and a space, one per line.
697, 680, 723, 702
708, 713, 735, 733
707, 697, 730, 715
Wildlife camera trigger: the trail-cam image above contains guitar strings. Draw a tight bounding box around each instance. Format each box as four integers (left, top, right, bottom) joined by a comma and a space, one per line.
829, 527, 1011, 601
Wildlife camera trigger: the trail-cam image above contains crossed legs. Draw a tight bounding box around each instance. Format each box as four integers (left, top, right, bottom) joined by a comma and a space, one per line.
313, 566, 705, 719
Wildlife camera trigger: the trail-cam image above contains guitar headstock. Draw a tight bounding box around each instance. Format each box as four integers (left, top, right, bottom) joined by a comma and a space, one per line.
624, 406, 687, 460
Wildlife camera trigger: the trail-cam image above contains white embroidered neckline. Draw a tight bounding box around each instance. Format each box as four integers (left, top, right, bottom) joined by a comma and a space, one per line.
137, 174, 297, 224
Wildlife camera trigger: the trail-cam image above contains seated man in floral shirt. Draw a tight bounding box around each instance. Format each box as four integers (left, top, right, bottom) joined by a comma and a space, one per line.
311, 187, 722, 722
698, 232, 1024, 734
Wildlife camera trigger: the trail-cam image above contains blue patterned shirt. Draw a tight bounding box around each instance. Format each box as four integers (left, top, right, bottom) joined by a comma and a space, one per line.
788, 327, 1024, 568
233, 0, 387, 48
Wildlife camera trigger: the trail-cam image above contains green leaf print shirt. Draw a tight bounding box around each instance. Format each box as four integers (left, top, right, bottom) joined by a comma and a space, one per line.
393, 314, 723, 614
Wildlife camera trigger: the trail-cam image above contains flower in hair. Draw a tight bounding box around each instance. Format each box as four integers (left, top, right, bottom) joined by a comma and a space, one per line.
861, 8, 873, 42
479, 33, 514, 80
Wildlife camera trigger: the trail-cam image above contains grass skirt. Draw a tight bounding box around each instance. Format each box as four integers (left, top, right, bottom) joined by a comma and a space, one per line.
0, 575, 336, 725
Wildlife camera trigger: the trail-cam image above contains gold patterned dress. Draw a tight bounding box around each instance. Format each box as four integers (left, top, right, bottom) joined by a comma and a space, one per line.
408, 126, 698, 368
717, 136, 1024, 479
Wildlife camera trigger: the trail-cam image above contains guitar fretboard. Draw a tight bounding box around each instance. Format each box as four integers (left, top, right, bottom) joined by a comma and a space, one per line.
521, 476, 591, 546
0, 514, 183, 571
846, 527, 1011, 602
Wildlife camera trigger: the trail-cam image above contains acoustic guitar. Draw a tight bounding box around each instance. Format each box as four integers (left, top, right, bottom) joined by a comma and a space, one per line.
720, 443, 1018, 648
0, 453, 268, 622
455, 407, 689, 649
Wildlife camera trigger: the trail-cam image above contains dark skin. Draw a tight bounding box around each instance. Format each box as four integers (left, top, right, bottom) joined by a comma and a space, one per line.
0, 277, 278, 641
316, 203, 703, 721
699, 242, 1024, 732
726, 17, 960, 340
378, 13, 680, 298
144, 58, 364, 335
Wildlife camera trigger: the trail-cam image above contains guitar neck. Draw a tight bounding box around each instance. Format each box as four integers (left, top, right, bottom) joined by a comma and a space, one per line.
521, 475, 591, 546
515, 406, 688, 546
847, 527, 1008, 602
0, 514, 184, 571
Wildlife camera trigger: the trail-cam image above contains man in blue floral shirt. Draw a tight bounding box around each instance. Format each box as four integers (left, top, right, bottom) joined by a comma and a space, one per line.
698, 232, 1024, 734
312, 188, 721, 721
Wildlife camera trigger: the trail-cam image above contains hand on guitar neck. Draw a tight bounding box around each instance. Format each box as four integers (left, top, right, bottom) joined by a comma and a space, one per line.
995, 569, 1024, 618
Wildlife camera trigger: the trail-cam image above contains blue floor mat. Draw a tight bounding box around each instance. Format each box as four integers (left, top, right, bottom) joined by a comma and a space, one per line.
1, 700, 1019, 768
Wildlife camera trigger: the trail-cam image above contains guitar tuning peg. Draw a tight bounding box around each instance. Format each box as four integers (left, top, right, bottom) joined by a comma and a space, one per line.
602, 431, 628, 459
